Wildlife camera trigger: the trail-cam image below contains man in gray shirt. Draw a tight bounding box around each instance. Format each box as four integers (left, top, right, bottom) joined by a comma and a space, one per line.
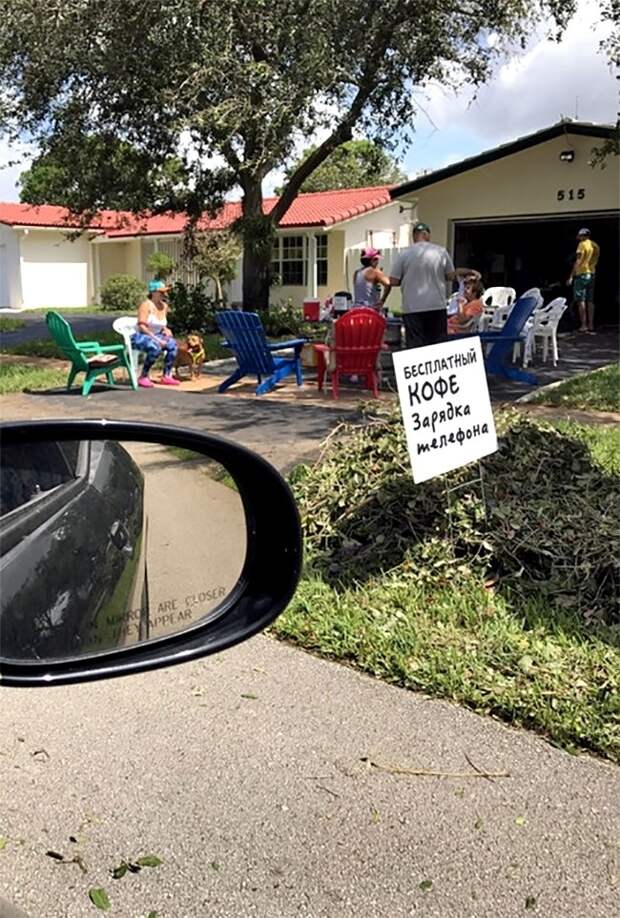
385, 222, 480, 349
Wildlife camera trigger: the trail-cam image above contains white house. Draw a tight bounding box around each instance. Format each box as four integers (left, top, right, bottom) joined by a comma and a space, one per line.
0, 187, 412, 310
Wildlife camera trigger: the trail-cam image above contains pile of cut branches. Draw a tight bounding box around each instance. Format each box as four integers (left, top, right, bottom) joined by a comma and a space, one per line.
291, 408, 619, 626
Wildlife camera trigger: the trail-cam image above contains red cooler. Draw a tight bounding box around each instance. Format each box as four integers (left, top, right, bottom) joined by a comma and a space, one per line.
303, 299, 321, 322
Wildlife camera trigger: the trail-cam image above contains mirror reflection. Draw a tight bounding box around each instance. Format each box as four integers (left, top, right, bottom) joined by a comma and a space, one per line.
0, 440, 247, 662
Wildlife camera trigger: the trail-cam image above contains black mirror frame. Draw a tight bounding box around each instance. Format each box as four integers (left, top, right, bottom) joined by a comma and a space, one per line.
0, 419, 302, 687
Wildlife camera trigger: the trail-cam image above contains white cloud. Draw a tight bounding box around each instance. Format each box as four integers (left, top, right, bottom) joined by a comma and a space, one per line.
413, 1, 617, 146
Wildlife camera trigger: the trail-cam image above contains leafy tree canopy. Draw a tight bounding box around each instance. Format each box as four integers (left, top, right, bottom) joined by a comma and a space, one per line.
1, 0, 606, 306
276, 140, 406, 194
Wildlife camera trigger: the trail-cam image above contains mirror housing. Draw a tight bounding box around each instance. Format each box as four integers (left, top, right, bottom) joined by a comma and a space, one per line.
0, 420, 302, 687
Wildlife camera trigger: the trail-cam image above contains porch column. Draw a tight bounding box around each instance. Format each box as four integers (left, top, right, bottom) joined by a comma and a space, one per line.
93, 242, 101, 304
307, 233, 317, 299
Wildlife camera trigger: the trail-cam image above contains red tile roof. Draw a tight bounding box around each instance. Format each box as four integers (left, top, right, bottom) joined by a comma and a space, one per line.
0, 202, 126, 231
0, 186, 393, 237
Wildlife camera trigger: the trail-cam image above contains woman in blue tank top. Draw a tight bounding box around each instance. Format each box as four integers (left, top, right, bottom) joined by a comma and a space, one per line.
353, 247, 391, 310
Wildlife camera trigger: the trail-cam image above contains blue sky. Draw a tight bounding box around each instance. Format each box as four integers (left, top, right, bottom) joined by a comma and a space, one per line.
399, 1, 617, 178
0, 1, 616, 202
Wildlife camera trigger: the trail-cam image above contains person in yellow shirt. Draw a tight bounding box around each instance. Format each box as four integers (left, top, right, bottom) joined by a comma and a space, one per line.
568, 228, 600, 333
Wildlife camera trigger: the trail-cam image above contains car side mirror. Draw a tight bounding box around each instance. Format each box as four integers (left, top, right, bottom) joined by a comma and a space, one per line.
0, 420, 302, 686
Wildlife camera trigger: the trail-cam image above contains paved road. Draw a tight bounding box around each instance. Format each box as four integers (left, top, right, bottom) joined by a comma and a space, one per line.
0, 313, 118, 347
1, 637, 618, 918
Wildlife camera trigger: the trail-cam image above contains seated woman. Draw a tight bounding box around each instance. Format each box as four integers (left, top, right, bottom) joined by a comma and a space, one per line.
448, 276, 484, 334
132, 280, 179, 388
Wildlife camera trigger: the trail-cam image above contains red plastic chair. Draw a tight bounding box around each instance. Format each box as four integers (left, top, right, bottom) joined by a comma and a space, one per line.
314, 307, 387, 399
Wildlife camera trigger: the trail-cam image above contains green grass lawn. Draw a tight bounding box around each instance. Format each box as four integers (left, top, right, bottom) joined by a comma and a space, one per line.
274, 410, 620, 762
0, 317, 26, 333
0, 362, 67, 394
531, 362, 620, 412
1, 331, 229, 362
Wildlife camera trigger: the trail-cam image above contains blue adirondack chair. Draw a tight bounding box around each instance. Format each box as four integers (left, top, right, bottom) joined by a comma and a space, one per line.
216, 310, 306, 395
452, 294, 539, 385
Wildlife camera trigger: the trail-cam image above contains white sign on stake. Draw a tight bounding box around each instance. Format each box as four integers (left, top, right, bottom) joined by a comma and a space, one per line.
392, 337, 497, 484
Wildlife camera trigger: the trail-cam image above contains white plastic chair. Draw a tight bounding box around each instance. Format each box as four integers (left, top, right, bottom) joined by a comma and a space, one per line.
523, 297, 567, 367
112, 316, 140, 388
511, 289, 544, 364
479, 286, 517, 332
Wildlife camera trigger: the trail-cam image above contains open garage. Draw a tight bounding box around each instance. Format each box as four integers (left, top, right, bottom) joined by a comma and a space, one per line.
391, 120, 619, 327
453, 211, 618, 325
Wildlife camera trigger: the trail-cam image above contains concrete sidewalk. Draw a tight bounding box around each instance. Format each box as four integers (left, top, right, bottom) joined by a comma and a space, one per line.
1, 637, 617, 918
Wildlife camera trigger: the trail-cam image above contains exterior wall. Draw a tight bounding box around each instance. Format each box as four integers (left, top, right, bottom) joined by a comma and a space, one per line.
98, 242, 129, 282
0, 224, 23, 308
399, 135, 619, 249
20, 229, 91, 308
343, 202, 411, 253
125, 239, 143, 280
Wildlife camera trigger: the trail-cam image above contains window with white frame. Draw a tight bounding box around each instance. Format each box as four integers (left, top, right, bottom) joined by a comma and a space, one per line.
271, 233, 328, 287
281, 235, 305, 285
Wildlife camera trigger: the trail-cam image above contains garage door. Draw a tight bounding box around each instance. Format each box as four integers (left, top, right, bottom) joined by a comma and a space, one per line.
452, 211, 619, 325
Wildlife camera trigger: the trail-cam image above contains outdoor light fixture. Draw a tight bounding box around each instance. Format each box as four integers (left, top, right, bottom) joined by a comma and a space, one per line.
559, 150, 575, 162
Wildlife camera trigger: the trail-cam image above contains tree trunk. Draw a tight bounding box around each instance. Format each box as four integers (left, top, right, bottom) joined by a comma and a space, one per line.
241, 177, 271, 311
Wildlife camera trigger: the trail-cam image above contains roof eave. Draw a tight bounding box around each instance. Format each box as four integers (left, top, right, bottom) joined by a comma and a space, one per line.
391, 122, 617, 199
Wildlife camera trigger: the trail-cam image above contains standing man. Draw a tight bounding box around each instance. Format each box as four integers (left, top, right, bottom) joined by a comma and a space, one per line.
568, 228, 600, 333
386, 222, 480, 348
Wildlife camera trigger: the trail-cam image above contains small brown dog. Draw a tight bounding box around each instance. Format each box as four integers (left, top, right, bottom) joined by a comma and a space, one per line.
174, 333, 206, 381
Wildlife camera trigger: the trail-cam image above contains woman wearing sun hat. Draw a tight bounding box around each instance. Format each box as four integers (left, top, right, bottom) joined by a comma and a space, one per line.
132, 279, 179, 388
353, 247, 391, 310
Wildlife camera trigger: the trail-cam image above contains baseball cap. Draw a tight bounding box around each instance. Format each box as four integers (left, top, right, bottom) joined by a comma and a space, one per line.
413, 221, 430, 233
361, 247, 381, 259
148, 279, 170, 293
577, 227, 590, 237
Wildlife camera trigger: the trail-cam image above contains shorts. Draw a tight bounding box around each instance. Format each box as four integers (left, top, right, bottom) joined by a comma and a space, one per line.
573, 273, 595, 302
403, 310, 447, 349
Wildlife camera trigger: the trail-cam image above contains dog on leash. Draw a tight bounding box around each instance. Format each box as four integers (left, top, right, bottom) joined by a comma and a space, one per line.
174, 333, 206, 380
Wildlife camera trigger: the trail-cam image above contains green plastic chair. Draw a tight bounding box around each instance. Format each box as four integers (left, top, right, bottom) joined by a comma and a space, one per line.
45, 312, 137, 396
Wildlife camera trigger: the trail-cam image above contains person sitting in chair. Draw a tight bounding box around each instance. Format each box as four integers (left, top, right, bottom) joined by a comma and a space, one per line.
132, 280, 179, 388
447, 276, 484, 334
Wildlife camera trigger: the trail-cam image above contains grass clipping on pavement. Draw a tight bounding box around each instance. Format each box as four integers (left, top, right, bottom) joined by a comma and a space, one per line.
274, 407, 620, 762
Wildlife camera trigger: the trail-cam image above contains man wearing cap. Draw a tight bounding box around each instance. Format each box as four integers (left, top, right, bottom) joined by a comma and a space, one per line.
353, 247, 391, 309
568, 228, 600, 333
131, 279, 179, 387
388, 222, 480, 348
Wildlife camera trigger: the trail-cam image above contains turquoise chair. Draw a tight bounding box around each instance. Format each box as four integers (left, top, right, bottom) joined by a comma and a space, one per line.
46, 311, 137, 396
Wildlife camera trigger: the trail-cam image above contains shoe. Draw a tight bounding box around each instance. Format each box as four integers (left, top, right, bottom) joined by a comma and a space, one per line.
160, 375, 180, 386
138, 376, 154, 388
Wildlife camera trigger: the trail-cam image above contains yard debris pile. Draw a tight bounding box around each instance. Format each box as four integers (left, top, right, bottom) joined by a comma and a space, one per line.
291, 407, 619, 626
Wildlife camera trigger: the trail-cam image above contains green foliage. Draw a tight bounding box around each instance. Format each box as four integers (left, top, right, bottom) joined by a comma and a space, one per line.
146, 251, 175, 280
0, 317, 25, 332
531, 363, 620, 412
275, 408, 620, 760
262, 299, 306, 337
292, 407, 619, 625
0, 362, 67, 394
166, 281, 221, 336
99, 274, 145, 312
278, 139, 407, 193
0, 0, 590, 308
19, 141, 195, 214
189, 230, 242, 301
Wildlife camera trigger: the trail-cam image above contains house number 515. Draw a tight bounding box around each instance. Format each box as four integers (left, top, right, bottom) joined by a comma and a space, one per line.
557, 188, 585, 201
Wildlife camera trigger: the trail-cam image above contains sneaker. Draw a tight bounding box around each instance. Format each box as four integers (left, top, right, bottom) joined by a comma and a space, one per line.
159, 375, 180, 386
138, 376, 154, 388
